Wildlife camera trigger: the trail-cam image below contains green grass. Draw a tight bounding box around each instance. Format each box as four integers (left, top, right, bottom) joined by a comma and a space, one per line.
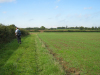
0, 34, 65, 75
36, 35, 65, 75
1, 32, 100, 75
38, 32, 100, 75
0, 35, 37, 75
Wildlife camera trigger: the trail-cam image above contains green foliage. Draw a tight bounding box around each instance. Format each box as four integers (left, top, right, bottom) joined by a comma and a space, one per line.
26, 27, 40, 30
0, 24, 29, 44
44, 30, 100, 32
29, 29, 40, 32
25, 26, 100, 31
80, 26, 84, 30
40, 26, 45, 30
57, 27, 66, 29
19, 28, 29, 36
92, 27, 95, 30
34, 29, 40, 32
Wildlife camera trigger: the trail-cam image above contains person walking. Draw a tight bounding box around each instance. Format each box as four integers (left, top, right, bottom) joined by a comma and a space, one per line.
15, 27, 21, 44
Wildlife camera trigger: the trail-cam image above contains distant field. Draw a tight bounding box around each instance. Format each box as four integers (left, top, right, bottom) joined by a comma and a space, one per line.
38, 32, 100, 75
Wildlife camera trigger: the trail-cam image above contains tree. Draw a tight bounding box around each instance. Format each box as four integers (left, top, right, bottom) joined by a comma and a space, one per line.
95, 27, 97, 30
80, 26, 84, 30
66, 25, 68, 29
98, 26, 100, 30
40, 26, 45, 30
84, 27, 88, 30
92, 27, 94, 30
75, 26, 79, 29
9, 24, 16, 27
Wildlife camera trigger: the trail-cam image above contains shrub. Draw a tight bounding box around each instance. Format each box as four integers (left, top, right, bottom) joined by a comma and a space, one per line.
0, 24, 29, 44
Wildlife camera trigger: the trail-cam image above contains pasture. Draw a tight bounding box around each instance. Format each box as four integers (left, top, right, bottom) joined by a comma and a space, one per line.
38, 32, 100, 75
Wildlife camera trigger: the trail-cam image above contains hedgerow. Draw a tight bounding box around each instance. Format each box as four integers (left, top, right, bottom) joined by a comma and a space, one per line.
0, 24, 29, 44
44, 30, 100, 32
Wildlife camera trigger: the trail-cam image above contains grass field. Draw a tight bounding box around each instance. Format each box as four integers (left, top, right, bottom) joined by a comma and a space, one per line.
0, 32, 100, 75
38, 32, 100, 75
0, 34, 65, 75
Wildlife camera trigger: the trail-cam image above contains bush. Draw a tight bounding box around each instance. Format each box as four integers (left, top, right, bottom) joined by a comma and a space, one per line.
0, 24, 29, 44
19, 28, 29, 36
34, 29, 40, 32
29, 29, 40, 32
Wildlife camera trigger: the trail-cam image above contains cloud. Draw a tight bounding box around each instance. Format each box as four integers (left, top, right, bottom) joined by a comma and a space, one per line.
66, 14, 71, 17
55, 0, 61, 3
76, 14, 82, 18
84, 14, 91, 18
56, 14, 61, 18
3, 11, 6, 13
55, 6, 58, 9
60, 19, 66, 22
48, 18, 52, 19
29, 19, 34, 21
56, 0, 61, 2
0, 0, 16, 3
24, 12, 28, 15
84, 7, 92, 10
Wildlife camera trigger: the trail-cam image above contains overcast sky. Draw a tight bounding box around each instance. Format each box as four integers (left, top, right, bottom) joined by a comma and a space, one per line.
0, 0, 100, 28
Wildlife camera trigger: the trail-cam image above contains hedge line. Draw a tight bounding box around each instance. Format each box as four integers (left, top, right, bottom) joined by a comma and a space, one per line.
44, 30, 100, 32
0, 24, 29, 44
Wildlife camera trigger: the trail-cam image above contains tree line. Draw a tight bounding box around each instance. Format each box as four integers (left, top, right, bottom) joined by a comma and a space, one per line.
25, 26, 100, 30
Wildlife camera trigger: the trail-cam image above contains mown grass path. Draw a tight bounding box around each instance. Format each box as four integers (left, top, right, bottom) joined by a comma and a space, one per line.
0, 34, 65, 75
0, 35, 37, 75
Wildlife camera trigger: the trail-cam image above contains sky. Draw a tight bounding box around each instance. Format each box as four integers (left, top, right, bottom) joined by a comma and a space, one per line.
0, 0, 100, 28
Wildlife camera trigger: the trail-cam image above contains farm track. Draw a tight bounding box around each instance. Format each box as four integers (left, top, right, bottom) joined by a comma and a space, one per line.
37, 35, 80, 75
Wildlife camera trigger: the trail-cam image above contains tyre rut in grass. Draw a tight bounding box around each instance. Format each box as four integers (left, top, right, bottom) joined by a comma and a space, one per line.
38, 36, 80, 75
